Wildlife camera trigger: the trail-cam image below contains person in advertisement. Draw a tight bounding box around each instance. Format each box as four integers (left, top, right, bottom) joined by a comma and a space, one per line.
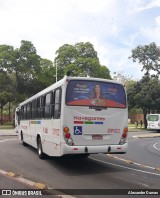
91, 84, 105, 106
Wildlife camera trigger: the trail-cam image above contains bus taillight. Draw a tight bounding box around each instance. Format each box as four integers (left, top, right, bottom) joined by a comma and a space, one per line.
119, 127, 128, 145
123, 127, 128, 133
67, 138, 73, 145
63, 127, 74, 145
64, 127, 69, 133
122, 133, 127, 139
65, 133, 71, 139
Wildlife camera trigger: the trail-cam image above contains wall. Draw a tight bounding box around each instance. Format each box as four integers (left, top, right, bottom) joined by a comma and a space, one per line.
129, 114, 144, 124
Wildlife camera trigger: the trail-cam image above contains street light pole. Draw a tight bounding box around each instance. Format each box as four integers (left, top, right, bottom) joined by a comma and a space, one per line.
54, 60, 57, 82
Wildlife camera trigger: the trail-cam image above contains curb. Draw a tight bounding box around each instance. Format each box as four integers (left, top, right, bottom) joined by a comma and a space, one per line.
132, 134, 160, 138
0, 168, 76, 198
0, 169, 47, 189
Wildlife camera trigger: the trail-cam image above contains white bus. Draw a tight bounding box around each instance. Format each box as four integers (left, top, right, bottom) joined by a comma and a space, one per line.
15, 75, 128, 159
147, 114, 160, 131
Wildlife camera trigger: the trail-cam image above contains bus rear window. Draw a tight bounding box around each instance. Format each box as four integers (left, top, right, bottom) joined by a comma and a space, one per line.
148, 115, 159, 121
66, 80, 126, 108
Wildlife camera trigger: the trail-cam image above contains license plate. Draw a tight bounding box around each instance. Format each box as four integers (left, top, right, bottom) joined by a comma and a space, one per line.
92, 135, 103, 140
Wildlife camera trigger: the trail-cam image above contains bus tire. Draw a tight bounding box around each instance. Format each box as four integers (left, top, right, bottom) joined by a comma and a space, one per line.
37, 137, 45, 159
21, 132, 27, 146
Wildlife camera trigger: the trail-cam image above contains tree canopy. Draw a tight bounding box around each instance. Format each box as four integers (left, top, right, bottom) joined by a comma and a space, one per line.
128, 42, 160, 127
129, 42, 160, 76
54, 42, 111, 79
0, 40, 112, 123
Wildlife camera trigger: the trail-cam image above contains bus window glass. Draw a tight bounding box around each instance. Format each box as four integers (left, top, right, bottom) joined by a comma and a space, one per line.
54, 88, 61, 119
32, 99, 36, 119
21, 106, 24, 120
66, 80, 126, 108
46, 93, 51, 105
44, 93, 51, 118
148, 115, 159, 121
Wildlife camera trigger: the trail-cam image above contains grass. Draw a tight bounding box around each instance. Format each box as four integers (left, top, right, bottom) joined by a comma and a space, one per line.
0, 123, 14, 130
128, 123, 146, 132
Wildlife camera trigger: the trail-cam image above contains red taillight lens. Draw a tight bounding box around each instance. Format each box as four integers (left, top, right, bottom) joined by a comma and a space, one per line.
65, 133, 71, 139
122, 133, 127, 139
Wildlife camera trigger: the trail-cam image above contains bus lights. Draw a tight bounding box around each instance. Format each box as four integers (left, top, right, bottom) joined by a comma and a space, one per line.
123, 127, 128, 133
119, 127, 128, 145
63, 127, 73, 145
65, 133, 71, 139
63, 127, 69, 133
67, 138, 73, 145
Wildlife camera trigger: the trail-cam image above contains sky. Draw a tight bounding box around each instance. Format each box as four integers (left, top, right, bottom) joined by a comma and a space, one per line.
0, 0, 160, 80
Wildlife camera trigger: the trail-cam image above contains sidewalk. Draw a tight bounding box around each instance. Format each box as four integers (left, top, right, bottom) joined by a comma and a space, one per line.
0, 129, 18, 136
128, 127, 160, 138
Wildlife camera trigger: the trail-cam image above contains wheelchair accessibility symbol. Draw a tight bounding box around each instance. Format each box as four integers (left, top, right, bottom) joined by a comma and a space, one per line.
74, 126, 82, 135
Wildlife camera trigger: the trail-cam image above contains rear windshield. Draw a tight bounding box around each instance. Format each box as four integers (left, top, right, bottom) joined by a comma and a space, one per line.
66, 80, 126, 108
148, 115, 159, 121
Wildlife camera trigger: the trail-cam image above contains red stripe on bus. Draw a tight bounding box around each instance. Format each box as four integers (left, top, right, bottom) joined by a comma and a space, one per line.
74, 121, 83, 124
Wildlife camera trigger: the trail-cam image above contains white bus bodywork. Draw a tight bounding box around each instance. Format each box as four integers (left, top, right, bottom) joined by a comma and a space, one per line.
16, 76, 128, 158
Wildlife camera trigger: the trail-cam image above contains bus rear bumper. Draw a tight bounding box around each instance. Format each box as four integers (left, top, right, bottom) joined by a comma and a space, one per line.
62, 143, 128, 155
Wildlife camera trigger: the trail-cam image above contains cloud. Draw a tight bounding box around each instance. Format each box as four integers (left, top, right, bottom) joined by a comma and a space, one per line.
0, 0, 160, 80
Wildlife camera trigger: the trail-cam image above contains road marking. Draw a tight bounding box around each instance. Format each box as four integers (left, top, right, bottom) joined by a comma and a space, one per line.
0, 138, 17, 143
89, 157, 160, 177
107, 154, 156, 170
153, 142, 160, 150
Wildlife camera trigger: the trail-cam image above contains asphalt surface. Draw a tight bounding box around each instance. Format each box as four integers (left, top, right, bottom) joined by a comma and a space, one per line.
0, 128, 160, 198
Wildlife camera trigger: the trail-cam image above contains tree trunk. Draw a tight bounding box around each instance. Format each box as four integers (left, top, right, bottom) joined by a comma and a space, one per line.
143, 109, 147, 129
9, 102, 11, 122
0, 105, 3, 125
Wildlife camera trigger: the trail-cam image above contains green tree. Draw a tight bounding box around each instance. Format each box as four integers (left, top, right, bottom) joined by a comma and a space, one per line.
129, 42, 160, 127
54, 42, 111, 79
127, 76, 160, 128
129, 42, 160, 76
0, 41, 41, 103
0, 71, 14, 124
34, 58, 56, 91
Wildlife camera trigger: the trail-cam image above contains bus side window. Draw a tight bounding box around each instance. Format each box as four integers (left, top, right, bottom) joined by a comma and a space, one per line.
44, 93, 51, 118
24, 105, 27, 120
21, 106, 24, 120
53, 88, 62, 119
32, 99, 36, 119
40, 96, 45, 118
27, 102, 32, 119
37, 98, 40, 118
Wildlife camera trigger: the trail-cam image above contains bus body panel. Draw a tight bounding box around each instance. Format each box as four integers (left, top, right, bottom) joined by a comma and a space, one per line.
16, 76, 128, 157
63, 106, 128, 146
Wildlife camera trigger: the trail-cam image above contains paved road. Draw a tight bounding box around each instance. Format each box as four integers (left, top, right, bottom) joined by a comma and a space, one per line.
0, 129, 160, 198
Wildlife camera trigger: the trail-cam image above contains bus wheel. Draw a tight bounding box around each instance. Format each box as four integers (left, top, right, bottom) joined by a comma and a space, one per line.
37, 137, 45, 159
21, 132, 27, 146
